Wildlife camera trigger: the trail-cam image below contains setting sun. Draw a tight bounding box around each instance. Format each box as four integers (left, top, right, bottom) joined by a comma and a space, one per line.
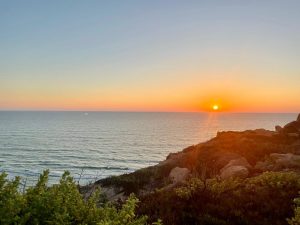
213, 105, 219, 111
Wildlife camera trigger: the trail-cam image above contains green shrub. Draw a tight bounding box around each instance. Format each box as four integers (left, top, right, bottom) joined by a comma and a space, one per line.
100, 165, 173, 195
139, 171, 300, 225
288, 195, 300, 225
0, 173, 25, 224
0, 170, 162, 225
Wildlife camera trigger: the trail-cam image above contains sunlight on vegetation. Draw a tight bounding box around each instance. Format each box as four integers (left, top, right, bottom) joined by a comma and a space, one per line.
0, 170, 162, 225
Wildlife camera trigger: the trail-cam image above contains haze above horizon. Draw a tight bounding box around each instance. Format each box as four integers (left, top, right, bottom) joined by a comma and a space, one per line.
1, 1, 300, 112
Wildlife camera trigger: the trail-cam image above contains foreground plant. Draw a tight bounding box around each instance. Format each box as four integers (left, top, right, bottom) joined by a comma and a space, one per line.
288, 195, 300, 225
139, 171, 300, 225
0, 170, 161, 225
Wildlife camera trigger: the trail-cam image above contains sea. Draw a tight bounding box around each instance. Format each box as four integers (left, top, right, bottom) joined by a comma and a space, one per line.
0, 112, 297, 185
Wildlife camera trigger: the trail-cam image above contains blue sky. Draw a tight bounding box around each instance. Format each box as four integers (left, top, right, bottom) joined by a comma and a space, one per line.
1, 1, 300, 111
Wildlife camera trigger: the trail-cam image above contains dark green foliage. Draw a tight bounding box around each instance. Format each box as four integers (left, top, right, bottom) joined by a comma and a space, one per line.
99, 164, 173, 194
99, 168, 153, 194
139, 171, 300, 225
0, 170, 162, 225
0, 173, 25, 224
288, 194, 300, 225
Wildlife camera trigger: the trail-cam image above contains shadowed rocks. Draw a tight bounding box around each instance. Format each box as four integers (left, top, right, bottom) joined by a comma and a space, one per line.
220, 157, 252, 179
276, 113, 300, 137
220, 165, 249, 180
255, 153, 300, 172
84, 113, 300, 200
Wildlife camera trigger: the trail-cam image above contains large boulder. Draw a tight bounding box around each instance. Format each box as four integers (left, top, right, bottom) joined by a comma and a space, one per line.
254, 160, 274, 172
221, 157, 252, 171
255, 153, 300, 172
283, 121, 300, 134
270, 153, 300, 168
220, 157, 251, 180
169, 167, 190, 184
220, 166, 249, 180
277, 114, 300, 135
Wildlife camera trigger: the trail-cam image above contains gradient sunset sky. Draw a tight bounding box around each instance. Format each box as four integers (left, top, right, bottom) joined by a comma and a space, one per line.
1, 1, 300, 112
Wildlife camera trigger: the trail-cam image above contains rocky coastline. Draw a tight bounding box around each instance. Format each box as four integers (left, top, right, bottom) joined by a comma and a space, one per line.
82, 114, 300, 202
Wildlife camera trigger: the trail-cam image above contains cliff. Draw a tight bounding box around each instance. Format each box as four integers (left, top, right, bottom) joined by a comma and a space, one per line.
82, 114, 300, 201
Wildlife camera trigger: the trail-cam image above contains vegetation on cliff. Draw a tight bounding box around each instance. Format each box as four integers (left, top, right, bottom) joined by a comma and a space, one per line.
138, 171, 300, 225
1, 114, 300, 225
91, 114, 300, 225
289, 195, 300, 225
0, 170, 161, 225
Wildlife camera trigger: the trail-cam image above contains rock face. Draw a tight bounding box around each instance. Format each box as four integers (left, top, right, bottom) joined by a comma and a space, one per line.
255, 153, 300, 171
275, 114, 300, 136
288, 133, 299, 138
255, 161, 273, 172
169, 167, 190, 184
220, 157, 251, 180
284, 121, 300, 133
270, 153, 300, 168
222, 157, 252, 170
279, 114, 300, 136
275, 125, 283, 133
86, 113, 300, 200
220, 166, 249, 180
252, 129, 275, 137
81, 184, 125, 202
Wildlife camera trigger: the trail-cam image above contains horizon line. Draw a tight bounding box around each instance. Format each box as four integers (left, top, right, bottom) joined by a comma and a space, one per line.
0, 109, 298, 114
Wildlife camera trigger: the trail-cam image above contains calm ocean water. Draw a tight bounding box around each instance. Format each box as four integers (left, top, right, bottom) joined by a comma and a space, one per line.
0, 112, 297, 184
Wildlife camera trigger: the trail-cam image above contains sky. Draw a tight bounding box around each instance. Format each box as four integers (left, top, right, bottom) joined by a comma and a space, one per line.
1, 0, 300, 112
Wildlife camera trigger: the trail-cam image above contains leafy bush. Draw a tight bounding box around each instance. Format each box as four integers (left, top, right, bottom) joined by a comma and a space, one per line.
139, 171, 300, 225
99, 164, 173, 194
288, 195, 300, 225
0, 170, 162, 225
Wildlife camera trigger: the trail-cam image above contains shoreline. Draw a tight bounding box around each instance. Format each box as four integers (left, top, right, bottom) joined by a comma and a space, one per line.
83, 113, 300, 201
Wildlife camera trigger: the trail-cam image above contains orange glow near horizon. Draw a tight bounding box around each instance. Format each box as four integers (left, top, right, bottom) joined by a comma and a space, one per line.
1, 80, 300, 112
2, 94, 300, 113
